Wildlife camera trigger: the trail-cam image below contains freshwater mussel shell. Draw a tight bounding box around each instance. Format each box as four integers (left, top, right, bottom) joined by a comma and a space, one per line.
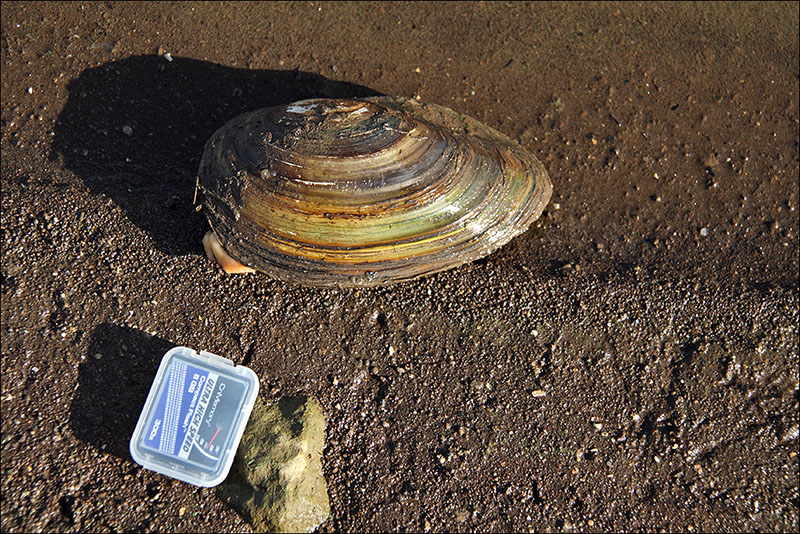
198, 96, 552, 287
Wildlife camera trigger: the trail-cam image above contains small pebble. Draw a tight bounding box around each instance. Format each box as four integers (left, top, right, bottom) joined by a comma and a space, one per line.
163, 52, 173, 62
703, 153, 719, 167
27, 87, 33, 94
531, 389, 547, 397
700, 227, 709, 237
122, 125, 133, 136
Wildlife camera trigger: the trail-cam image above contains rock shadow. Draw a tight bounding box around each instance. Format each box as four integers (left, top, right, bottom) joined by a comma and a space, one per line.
69, 323, 174, 460
52, 55, 381, 256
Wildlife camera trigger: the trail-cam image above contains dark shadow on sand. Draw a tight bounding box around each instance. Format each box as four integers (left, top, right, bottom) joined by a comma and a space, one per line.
52, 55, 381, 257
69, 323, 175, 459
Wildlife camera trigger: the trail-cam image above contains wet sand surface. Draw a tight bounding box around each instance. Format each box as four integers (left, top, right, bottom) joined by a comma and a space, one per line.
1, 2, 798, 532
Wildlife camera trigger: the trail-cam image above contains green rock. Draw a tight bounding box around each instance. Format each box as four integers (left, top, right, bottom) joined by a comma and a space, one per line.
218, 396, 330, 533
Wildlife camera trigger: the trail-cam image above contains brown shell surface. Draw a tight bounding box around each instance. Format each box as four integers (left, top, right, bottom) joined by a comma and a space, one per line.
197, 96, 552, 287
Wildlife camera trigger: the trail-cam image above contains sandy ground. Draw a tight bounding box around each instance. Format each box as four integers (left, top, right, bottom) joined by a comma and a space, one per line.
1, 2, 798, 532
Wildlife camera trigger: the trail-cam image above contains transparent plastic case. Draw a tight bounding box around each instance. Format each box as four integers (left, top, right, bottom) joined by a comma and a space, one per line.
129, 346, 259, 487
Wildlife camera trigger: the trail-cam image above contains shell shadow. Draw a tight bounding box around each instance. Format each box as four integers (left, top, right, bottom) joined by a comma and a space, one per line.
69, 323, 175, 460
52, 56, 382, 256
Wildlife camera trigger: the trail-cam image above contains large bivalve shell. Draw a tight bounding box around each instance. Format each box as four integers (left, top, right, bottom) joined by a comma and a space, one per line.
197, 96, 552, 287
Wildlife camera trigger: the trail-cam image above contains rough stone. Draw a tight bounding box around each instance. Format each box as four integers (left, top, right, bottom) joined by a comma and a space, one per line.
218, 396, 330, 533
